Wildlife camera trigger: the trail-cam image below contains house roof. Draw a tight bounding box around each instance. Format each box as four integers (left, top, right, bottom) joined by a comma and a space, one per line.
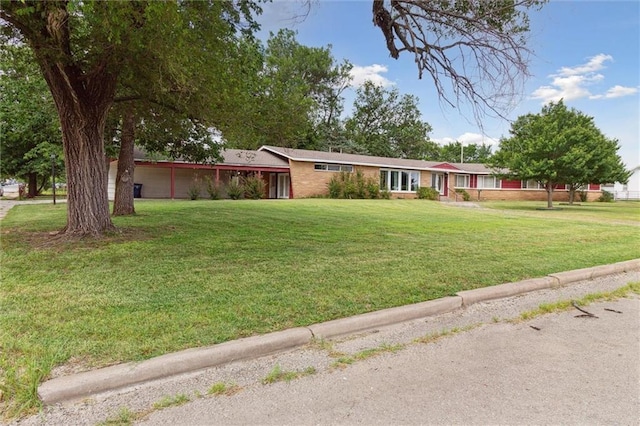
220, 149, 289, 168
259, 145, 493, 174
131, 147, 289, 168
129, 145, 494, 174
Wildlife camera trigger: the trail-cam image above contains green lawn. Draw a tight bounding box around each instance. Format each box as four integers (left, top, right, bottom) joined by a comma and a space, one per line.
1, 199, 639, 417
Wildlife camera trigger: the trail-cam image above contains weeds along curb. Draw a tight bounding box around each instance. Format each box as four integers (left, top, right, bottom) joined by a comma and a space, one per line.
38, 259, 640, 405
38, 328, 312, 405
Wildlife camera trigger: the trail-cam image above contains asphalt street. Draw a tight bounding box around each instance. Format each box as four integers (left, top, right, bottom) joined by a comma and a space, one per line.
138, 296, 639, 425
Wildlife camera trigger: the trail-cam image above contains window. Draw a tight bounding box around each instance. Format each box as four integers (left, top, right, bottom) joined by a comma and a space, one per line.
522, 180, 542, 189
380, 169, 420, 192
477, 175, 500, 189
455, 174, 470, 188
314, 163, 353, 172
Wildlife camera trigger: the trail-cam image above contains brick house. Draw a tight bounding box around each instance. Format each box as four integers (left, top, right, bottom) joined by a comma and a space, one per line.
107, 145, 603, 201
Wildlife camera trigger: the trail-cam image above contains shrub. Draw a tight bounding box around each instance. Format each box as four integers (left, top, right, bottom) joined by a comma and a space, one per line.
365, 179, 380, 199
203, 175, 220, 200
328, 177, 342, 198
243, 176, 266, 200
416, 187, 439, 200
188, 176, 202, 200
579, 190, 588, 202
226, 179, 244, 200
328, 171, 381, 199
380, 189, 391, 199
597, 190, 614, 202
455, 188, 471, 201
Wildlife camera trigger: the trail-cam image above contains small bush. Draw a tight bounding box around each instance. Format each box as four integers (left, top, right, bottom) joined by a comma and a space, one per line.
380, 189, 391, 199
455, 188, 471, 201
365, 180, 380, 199
327, 171, 381, 199
328, 177, 342, 199
243, 176, 266, 200
188, 176, 202, 200
226, 179, 244, 200
416, 187, 439, 200
204, 176, 220, 200
579, 190, 588, 202
598, 190, 614, 202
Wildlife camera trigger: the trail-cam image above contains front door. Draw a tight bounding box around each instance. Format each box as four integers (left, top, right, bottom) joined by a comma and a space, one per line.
277, 173, 290, 199
431, 173, 445, 195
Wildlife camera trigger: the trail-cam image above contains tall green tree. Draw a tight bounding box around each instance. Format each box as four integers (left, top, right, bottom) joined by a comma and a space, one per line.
1, 0, 260, 235
345, 81, 433, 159
437, 142, 493, 163
227, 30, 352, 151
0, 44, 63, 197
489, 100, 630, 208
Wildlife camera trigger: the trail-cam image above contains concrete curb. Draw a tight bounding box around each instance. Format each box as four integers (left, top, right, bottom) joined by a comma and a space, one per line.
38, 260, 640, 405
39, 328, 312, 404
456, 277, 557, 306
308, 296, 462, 340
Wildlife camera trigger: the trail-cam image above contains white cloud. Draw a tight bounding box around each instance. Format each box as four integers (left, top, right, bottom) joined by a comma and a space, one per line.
557, 53, 612, 76
531, 54, 637, 104
590, 85, 639, 99
433, 133, 499, 147
349, 64, 395, 88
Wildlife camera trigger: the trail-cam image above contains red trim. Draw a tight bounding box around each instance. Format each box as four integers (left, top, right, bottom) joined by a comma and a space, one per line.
134, 161, 288, 173
501, 179, 522, 189
170, 165, 175, 199
432, 163, 460, 171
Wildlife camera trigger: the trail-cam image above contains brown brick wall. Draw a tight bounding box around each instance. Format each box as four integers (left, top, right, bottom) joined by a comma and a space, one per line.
290, 161, 332, 198
471, 188, 601, 202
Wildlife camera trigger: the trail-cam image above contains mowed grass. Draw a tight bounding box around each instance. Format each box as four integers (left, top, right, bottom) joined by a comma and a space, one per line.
1, 199, 639, 417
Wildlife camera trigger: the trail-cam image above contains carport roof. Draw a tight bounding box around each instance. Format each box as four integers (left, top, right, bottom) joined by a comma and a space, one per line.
131, 147, 289, 169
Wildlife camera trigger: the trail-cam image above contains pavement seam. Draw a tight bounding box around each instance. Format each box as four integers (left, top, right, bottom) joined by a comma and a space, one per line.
37, 259, 640, 405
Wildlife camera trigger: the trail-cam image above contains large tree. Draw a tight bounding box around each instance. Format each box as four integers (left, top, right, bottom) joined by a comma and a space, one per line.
372, 0, 546, 121
0, 1, 260, 236
489, 100, 630, 208
345, 81, 433, 159
437, 141, 493, 163
226, 30, 352, 151
0, 44, 63, 197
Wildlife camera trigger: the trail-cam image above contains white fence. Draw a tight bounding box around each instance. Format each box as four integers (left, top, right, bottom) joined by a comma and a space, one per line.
613, 191, 640, 201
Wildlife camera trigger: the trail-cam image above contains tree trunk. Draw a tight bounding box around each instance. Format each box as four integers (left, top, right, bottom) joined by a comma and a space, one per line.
113, 110, 136, 216
568, 187, 576, 205
59, 110, 116, 235
41, 66, 117, 236
4, 2, 117, 236
27, 172, 38, 198
546, 182, 554, 209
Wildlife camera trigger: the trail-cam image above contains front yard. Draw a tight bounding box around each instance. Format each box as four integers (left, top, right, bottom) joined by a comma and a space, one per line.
1, 199, 639, 418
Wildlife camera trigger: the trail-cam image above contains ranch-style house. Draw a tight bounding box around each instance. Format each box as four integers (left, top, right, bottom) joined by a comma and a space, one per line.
107, 145, 604, 202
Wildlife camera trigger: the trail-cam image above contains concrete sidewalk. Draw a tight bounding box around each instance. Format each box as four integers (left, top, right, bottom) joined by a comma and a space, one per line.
37, 259, 640, 406
0, 199, 64, 221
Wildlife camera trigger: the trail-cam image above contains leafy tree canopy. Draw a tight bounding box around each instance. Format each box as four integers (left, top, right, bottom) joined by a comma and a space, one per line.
489, 100, 630, 207
0, 44, 63, 196
345, 81, 433, 159
0, 0, 262, 235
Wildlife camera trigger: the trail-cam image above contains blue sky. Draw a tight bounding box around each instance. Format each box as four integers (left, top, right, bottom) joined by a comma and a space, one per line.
258, 1, 639, 168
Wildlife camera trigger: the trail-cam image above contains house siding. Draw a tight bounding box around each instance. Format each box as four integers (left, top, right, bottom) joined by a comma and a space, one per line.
289, 160, 331, 198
